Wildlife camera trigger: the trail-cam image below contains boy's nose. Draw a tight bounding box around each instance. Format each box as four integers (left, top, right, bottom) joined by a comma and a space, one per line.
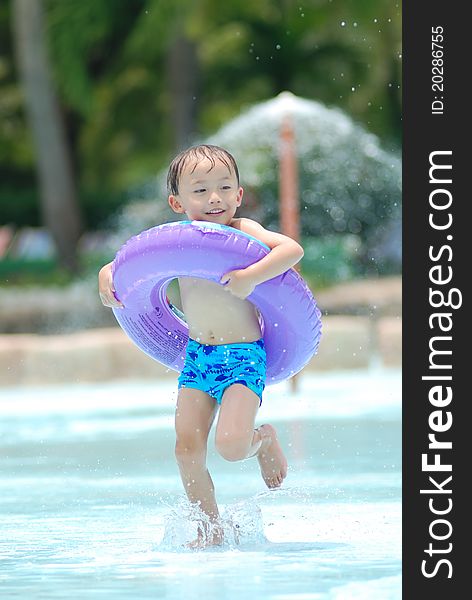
209, 192, 222, 204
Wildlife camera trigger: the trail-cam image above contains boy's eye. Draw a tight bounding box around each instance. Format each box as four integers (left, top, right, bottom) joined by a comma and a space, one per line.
221, 185, 231, 190
194, 188, 206, 193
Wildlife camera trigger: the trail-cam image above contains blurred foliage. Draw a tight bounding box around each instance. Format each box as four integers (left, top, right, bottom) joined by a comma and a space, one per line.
0, 256, 74, 285
1, 0, 401, 285
301, 235, 360, 287
0, 186, 39, 226
1, 0, 401, 218
0, 251, 113, 286
0, 186, 129, 229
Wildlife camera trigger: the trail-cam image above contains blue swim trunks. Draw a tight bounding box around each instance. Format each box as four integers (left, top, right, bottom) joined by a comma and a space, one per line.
178, 338, 266, 405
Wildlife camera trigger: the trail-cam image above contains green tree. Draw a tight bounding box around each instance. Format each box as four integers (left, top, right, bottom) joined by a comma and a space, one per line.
11, 0, 82, 272
192, 0, 401, 144
1, 0, 401, 235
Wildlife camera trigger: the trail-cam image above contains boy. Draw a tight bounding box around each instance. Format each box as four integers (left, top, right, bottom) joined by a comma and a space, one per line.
98, 144, 304, 547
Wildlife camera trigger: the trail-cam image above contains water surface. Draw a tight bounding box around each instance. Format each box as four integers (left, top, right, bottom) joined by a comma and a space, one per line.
0, 369, 401, 599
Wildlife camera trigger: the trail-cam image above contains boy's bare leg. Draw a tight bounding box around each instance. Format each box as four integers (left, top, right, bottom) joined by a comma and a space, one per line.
215, 384, 288, 488
175, 388, 221, 547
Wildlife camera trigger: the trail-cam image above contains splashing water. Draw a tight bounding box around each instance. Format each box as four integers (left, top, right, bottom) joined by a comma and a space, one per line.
160, 497, 267, 550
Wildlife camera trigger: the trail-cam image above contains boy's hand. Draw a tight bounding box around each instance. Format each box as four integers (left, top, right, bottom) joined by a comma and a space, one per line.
220, 269, 257, 299
98, 262, 124, 308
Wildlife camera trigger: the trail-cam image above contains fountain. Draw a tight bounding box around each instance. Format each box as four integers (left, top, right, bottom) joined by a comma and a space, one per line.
116, 92, 401, 277
207, 92, 401, 273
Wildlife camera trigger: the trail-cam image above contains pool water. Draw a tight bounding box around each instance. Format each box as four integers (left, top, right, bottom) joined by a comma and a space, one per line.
0, 369, 401, 599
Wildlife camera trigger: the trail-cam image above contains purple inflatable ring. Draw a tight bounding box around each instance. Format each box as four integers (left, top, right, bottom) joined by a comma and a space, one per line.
112, 220, 322, 384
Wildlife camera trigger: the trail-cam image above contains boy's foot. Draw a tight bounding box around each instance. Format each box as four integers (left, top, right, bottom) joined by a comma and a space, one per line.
256, 424, 288, 488
186, 523, 224, 550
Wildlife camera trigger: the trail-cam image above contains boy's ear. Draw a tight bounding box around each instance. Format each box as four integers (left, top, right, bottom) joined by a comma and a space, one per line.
236, 186, 244, 206
168, 195, 185, 213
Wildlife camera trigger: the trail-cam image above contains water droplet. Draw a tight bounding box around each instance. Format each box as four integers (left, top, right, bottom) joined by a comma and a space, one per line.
276, 44, 281, 50
340, 21, 346, 27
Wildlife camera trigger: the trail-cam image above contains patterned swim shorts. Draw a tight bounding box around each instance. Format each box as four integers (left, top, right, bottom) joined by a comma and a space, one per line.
177, 338, 266, 405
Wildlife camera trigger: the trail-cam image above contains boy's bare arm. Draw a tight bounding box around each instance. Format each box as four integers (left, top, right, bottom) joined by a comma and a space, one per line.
98, 261, 123, 308
221, 218, 304, 299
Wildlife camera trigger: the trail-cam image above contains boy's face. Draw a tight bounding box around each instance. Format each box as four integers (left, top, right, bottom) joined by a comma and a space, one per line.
168, 158, 243, 224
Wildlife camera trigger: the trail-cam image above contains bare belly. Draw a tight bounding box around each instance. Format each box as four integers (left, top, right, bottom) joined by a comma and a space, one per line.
178, 277, 262, 344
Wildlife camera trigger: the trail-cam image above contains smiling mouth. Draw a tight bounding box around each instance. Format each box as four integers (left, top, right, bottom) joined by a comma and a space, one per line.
205, 209, 225, 215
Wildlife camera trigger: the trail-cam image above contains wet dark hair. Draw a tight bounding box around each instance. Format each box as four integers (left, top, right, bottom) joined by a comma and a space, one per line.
166, 144, 240, 195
